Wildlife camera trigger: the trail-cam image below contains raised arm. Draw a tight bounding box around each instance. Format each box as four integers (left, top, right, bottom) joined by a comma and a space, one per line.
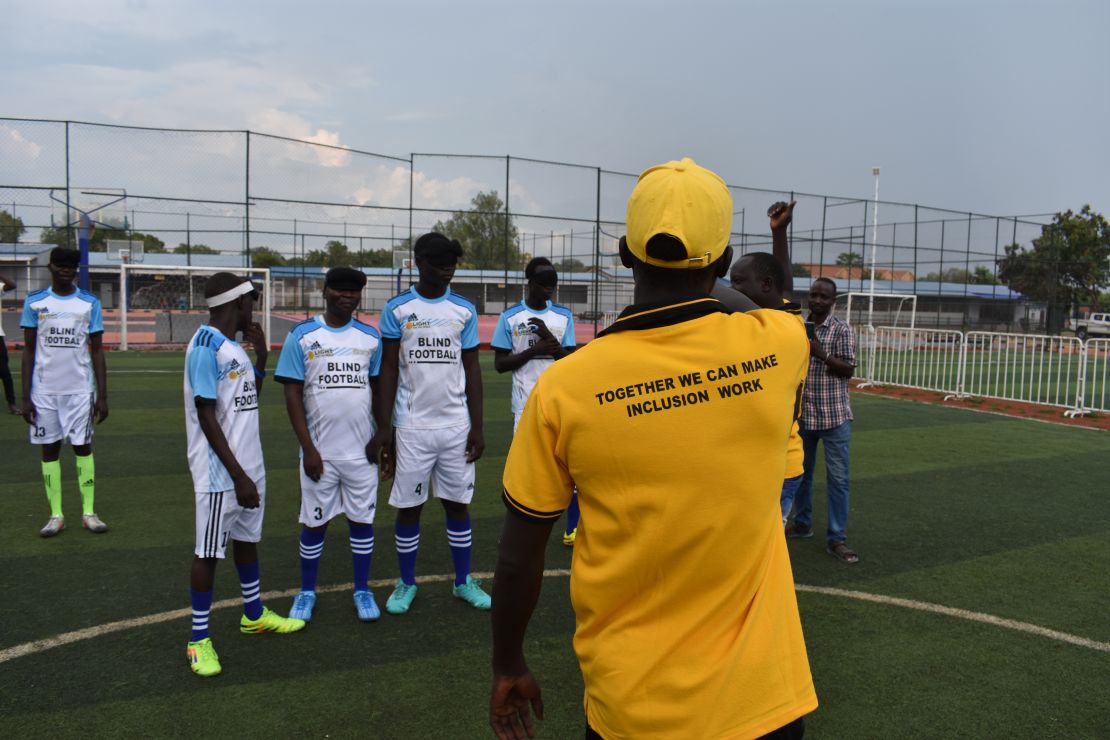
243, 322, 268, 398
769, 200, 797, 294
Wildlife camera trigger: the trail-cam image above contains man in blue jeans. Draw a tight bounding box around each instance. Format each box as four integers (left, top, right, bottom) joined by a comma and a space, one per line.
786, 277, 859, 564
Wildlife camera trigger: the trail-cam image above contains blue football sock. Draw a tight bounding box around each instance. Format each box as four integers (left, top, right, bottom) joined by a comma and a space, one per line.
299, 526, 327, 592
395, 522, 420, 586
565, 490, 581, 535
190, 589, 213, 642
236, 561, 263, 620
445, 514, 472, 587
348, 521, 374, 592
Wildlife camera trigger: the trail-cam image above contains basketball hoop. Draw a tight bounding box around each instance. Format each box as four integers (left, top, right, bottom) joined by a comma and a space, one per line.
119, 249, 130, 265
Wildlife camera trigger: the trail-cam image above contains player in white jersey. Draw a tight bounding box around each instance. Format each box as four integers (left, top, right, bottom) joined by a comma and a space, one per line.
491, 257, 581, 545
276, 267, 386, 624
1, 271, 19, 414
19, 248, 108, 537
184, 272, 304, 678
370, 232, 491, 614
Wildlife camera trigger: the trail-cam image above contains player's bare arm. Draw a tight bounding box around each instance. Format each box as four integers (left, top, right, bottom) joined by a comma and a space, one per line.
195, 400, 259, 508
366, 375, 388, 467
769, 200, 797, 294
243, 322, 268, 396
90, 332, 109, 423
283, 380, 322, 482
490, 513, 553, 739
21, 327, 36, 425
368, 338, 400, 478
493, 334, 564, 375
462, 347, 485, 462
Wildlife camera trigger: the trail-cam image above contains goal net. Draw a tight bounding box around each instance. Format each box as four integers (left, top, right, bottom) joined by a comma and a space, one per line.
117, 264, 271, 350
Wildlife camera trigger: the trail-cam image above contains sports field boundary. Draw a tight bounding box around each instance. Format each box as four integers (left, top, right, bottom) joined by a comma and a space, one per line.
2, 569, 1107, 666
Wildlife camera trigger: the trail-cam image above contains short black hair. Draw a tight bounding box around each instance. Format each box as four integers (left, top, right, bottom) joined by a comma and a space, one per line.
813, 276, 838, 294
204, 271, 248, 299
49, 247, 80, 267
524, 256, 554, 280
737, 252, 785, 294
413, 232, 463, 259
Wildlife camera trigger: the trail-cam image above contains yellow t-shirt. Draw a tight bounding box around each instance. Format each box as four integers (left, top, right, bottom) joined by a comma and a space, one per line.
503, 297, 817, 740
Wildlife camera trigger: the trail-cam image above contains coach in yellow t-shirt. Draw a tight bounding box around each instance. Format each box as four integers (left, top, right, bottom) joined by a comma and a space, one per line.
490, 158, 817, 739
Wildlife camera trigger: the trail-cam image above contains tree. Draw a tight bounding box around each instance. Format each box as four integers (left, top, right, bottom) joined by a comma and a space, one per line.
433, 191, 522, 270
39, 226, 70, 247
553, 258, 588, 273
924, 267, 972, 283
174, 243, 220, 255
971, 266, 998, 285
1, 210, 26, 243
249, 247, 286, 268
836, 252, 863, 267
35, 223, 164, 252
997, 205, 1110, 329
791, 264, 811, 278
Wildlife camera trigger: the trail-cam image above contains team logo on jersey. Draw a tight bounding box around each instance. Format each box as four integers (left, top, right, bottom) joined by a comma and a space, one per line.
404, 312, 433, 330
221, 359, 244, 380
511, 321, 538, 338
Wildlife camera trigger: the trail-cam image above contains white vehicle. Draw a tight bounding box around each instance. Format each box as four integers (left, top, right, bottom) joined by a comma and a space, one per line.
1068, 312, 1110, 340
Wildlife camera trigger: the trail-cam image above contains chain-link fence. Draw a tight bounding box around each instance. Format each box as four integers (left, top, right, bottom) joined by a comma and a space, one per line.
2, 118, 1056, 334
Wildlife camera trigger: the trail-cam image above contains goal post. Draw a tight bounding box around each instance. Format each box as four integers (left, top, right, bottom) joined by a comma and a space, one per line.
836, 292, 917, 330
118, 264, 271, 351
833, 292, 918, 387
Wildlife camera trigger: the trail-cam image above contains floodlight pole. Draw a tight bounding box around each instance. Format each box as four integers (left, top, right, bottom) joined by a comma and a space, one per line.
859, 167, 881, 388
867, 167, 880, 330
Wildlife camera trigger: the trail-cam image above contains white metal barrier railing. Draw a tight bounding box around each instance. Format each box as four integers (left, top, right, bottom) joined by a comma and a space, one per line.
863, 327, 964, 395
1076, 339, 1109, 414
851, 326, 1102, 417
960, 332, 1084, 410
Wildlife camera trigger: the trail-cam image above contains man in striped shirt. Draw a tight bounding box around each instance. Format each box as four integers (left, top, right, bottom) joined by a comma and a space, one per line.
787, 277, 859, 563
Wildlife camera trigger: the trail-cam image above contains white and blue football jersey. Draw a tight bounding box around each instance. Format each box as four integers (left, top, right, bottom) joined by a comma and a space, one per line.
20, 287, 104, 395
491, 301, 576, 415
183, 325, 265, 493
379, 287, 479, 430
274, 315, 383, 460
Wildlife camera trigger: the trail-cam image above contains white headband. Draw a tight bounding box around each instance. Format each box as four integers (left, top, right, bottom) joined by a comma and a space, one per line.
206, 281, 256, 308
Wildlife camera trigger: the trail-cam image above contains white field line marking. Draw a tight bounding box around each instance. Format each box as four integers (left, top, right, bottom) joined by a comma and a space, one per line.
795, 584, 1110, 653
2, 569, 1107, 665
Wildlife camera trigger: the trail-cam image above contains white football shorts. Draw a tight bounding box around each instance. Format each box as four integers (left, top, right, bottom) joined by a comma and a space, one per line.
389, 424, 476, 508
29, 391, 95, 446
194, 478, 266, 559
512, 412, 523, 434
299, 456, 379, 526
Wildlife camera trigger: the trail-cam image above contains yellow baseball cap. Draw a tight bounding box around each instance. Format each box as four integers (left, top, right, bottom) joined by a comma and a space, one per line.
625, 158, 733, 269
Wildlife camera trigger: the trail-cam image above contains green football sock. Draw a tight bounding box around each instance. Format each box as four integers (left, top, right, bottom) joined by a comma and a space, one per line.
42, 459, 63, 517
76, 454, 96, 515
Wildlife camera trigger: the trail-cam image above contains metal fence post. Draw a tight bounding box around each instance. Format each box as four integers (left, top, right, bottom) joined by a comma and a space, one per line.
1065, 339, 1088, 417
244, 130, 251, 267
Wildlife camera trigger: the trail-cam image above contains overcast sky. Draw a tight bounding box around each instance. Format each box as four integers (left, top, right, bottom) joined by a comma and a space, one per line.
5, 0, 1109, 219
